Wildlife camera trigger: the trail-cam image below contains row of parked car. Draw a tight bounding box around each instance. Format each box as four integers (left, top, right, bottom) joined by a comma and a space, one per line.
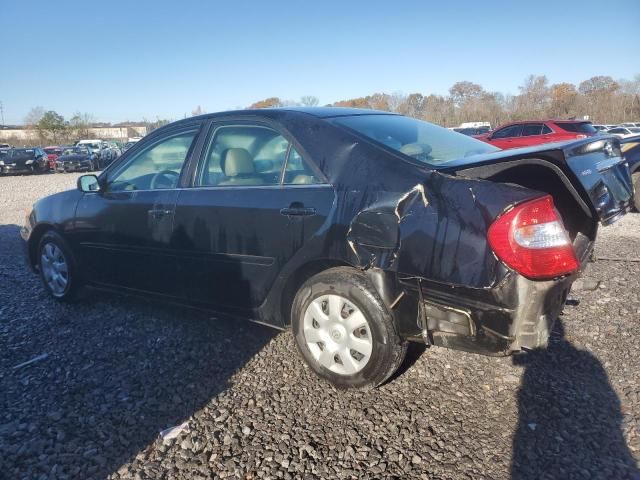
0, 139, 140, 175
449, 119, 640, 150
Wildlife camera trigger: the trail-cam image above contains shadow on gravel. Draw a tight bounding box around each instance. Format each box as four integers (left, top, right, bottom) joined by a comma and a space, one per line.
511, 319, 639, 479
0, 222, 276, 479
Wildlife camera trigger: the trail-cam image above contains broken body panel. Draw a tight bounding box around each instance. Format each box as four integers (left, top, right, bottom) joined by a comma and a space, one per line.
22, 109, 633, 357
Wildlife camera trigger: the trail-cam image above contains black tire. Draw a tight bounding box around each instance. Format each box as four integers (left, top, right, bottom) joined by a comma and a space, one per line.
291, 267, 407, 389
633, 173, 640, 212
37, 230, 83, 302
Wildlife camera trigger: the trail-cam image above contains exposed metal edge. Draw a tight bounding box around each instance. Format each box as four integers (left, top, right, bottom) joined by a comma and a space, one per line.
423, 299, 476, 337
482, 325, 515, 342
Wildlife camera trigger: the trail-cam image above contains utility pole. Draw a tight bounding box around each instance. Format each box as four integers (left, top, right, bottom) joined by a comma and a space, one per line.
0, 101, 4, 126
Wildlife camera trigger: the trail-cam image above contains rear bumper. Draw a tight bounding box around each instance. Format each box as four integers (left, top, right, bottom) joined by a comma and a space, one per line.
383, 266, 581, 357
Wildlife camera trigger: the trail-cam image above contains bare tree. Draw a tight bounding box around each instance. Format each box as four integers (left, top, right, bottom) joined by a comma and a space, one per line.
69, 112, 95, 140
387, 91, 407, 113
300, 96, 319, 107
449, 81, 484, 107
24, 106, 45, 128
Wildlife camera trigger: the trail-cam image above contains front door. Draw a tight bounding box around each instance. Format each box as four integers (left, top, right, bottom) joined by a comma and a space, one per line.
171, 122, 334, 311
73, 126, 201, 295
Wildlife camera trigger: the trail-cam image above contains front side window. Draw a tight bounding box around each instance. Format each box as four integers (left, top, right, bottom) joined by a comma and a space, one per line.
197, 125, 321, 186
330, 115, 498, 167
108, 130, 197, 191
492, 125, 522, 139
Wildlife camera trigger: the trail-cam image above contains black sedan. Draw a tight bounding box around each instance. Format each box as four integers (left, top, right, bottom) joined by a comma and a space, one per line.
21, 108, 633, 388
55, 146, 97, 173
0, 147, 49, 174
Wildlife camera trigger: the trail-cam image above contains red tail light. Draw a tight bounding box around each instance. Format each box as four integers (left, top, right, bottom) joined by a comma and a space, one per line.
488, 196, 579, 280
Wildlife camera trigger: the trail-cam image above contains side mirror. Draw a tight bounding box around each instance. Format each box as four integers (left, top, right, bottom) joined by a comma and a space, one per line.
78, 174, 101, 192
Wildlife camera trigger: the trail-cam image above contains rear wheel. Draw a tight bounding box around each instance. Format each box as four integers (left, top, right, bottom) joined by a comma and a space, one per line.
291, 267, 407, 389
38, 231, 82, 302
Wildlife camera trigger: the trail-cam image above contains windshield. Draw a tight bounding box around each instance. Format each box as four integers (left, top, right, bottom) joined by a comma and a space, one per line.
331, 114, 499, 166
629, 128, 640, 133
63, 147, 89, 155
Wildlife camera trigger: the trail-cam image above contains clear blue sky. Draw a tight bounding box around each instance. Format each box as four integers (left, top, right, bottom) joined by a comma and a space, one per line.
1, 0, 638, 124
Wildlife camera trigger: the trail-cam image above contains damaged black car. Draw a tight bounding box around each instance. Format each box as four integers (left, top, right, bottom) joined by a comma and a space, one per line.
21, 108, 634, 388
55, 146, 98, 173
0, 147, 49, 175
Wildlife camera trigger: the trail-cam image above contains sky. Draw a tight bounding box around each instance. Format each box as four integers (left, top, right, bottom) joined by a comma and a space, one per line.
1, 0, 639, 125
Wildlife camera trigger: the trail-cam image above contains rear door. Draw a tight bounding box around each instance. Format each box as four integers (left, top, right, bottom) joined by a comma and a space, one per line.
172, 120, 334, 312
516, 123, 546, 147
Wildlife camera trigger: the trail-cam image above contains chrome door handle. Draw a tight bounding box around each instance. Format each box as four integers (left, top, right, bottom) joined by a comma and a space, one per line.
280, 207, 316, 216
147, 209, 172, 218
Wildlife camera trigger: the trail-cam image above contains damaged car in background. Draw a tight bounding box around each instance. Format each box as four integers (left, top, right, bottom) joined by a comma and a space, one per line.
55, 146, 98, 173
0, 147, 50, 175
20, 108, 634, 389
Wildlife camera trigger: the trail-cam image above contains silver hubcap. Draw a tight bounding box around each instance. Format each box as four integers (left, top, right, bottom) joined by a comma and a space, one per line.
303, 294, 373, 375
40, 243, 69, 297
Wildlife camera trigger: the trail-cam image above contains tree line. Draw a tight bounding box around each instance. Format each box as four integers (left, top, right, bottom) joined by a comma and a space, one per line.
12, 108, 170, 146
248, 74, 640, 127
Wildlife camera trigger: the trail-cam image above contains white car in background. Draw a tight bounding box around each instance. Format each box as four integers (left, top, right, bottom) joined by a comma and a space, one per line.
606, 126, 640, 139
76, 139, 104, 156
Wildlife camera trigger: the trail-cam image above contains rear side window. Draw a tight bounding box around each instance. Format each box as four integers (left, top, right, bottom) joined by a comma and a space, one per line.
521, 124, 543, 136
492, 125, 523, 139
197, 125, 322, 187
556, 122, 597, 134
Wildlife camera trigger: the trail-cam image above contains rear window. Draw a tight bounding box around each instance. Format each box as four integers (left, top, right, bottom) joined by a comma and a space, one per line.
330, 114, 498, 166
556, 122, 597, 134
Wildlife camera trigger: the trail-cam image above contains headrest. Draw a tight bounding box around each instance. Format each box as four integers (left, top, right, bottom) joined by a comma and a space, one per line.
222, 148, 254, 177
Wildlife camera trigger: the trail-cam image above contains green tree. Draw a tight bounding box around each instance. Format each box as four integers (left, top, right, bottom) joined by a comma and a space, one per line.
37, 111, 67, 143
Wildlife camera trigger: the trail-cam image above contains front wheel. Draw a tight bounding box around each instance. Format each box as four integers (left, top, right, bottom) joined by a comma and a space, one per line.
38, 231, 82, 302
291, 267, 407, 389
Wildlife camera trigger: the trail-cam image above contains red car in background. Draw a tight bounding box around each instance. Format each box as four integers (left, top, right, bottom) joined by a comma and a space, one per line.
43, 146, 63, 170
475, 120, 598, 149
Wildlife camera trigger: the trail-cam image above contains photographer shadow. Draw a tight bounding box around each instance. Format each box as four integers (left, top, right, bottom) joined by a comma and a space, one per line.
511, 319, 638, 479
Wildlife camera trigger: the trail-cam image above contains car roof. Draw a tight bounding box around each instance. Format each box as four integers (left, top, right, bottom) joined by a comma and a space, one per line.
184, 106, 396, 123
499, 119, 591, 126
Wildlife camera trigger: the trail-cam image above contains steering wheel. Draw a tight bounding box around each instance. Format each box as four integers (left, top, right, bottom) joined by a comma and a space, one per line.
150, 170, 179, 190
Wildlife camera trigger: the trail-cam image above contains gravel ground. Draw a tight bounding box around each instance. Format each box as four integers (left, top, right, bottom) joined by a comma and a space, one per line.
1, 173, 639, 480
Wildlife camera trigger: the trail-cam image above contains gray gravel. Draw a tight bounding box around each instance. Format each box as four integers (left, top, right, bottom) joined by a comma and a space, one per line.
1, 173, 639, 479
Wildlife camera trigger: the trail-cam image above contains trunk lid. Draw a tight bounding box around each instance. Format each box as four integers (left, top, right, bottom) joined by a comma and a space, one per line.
440, 137, 633, 225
